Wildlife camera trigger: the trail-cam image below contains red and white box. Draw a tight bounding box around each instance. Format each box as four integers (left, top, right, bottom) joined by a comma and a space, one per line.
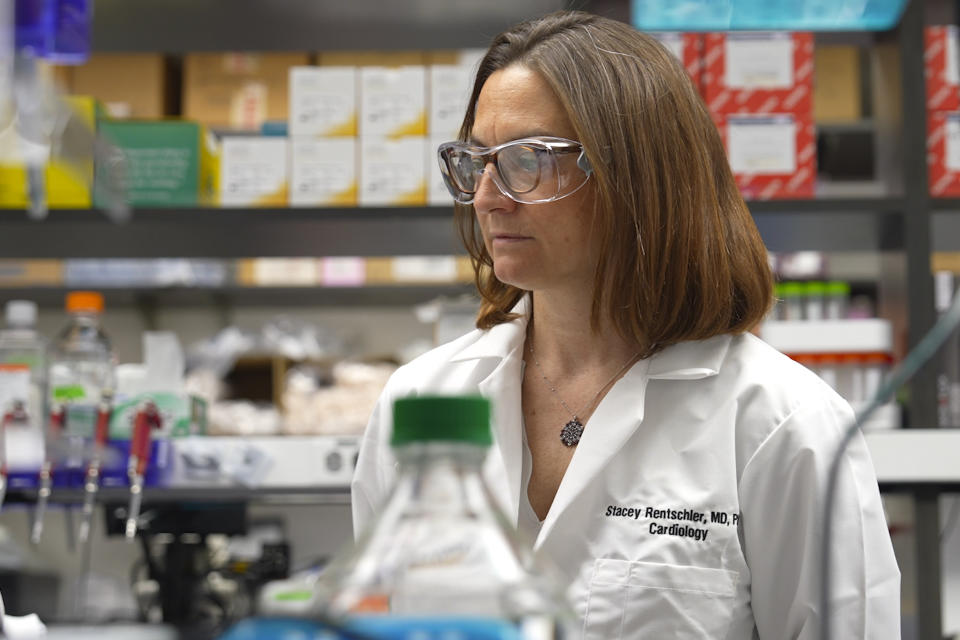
704, 32, 813, 115
927, 111, 960, 196
715, 113, 816, 199
925, 26, 960, 112
650, 32, 703, 89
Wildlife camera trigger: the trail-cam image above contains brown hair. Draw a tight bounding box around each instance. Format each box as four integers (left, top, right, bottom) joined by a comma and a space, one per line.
456, 11, 774, 358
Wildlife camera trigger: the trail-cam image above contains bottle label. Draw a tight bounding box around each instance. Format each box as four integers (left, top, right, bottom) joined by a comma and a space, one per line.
0, 364, 30, 414
53, 384, 88, 401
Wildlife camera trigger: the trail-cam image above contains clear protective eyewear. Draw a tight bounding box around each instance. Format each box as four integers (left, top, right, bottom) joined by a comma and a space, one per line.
437, 137, 593, 205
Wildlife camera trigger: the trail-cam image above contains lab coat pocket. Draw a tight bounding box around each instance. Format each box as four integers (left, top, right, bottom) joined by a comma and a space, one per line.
584, 558, 739, 640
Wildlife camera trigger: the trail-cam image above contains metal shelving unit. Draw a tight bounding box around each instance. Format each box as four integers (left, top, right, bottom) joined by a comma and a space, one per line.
0, 0, 955, 636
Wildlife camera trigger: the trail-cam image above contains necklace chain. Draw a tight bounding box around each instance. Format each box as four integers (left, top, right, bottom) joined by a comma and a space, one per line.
528, 342, 639, 427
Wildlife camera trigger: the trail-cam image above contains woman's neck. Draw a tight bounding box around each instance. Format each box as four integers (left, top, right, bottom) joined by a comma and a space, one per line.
527, 291, 637, 375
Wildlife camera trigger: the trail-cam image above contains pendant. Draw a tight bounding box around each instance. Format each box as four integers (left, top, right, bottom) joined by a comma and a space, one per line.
560, 418, 584, 447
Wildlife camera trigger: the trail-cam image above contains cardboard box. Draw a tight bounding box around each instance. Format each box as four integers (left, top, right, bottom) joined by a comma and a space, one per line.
290, 137, 357, 206
183, 53, 309, 131
925, 26, 960, 112
220, 136, 289, 206
0, 260, 63, 286
704, 32, 814, 114
813, 45, 862, 122
429, 65, 472, 138
927, 111, 960, 196
318, 51, 425, 67
359, 66, 427, 137
97, 120, 218, 207
650, 32, 703, 89
715, 113, 816, 199
0, 96, 100, 208
289, 66, 357, 136
66, 54, 168, 118
360, 136, 426, 206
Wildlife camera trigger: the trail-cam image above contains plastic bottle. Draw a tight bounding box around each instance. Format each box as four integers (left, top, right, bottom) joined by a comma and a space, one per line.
824, 281, 850, 320
313, 395, 573, 639
780, 282, 806, 321
0, 300, 47, 430
48, 292, 115, 441
804, 281, 826, 321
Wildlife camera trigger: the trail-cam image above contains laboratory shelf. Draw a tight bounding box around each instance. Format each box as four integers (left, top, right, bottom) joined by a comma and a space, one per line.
865, 429, 960, 491
0, 198, 906, 258
0, 285, 476, 309
3, 485, 352, 506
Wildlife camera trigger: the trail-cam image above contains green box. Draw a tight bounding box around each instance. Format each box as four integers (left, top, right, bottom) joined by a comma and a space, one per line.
96, 120, 219, 207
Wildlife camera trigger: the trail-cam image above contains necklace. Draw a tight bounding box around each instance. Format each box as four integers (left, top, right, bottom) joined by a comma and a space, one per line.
528, 343, 639, 447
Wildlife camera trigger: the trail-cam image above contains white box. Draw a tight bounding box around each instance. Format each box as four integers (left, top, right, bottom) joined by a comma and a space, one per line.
289, 66, 357, 137
429, 134, 455, 206
429, 64, 472, 138
290, 137, 357, 206
220, 137, 289, 206
360, 136, 426, 206
360, 66, 427, 137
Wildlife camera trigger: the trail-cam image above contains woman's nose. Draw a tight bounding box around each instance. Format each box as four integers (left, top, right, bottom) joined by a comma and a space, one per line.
472, 163, 516, 214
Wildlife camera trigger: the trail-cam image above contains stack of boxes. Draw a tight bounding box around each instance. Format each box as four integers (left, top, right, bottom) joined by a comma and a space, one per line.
703, 32, 816, 199
925, 26, 960, 197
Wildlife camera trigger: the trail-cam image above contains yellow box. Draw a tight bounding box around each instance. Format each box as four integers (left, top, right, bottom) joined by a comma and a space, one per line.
219, 136, 289, 206
0, 260, 63, 286
0, 96, 100, 208
289, 66, 358, 136
360, 136, 427, 206
360, 66, 427, 137
290, 138, 357, 206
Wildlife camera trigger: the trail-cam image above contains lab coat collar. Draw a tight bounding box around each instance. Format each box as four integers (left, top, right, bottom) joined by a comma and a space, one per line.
647, 334, 731, 380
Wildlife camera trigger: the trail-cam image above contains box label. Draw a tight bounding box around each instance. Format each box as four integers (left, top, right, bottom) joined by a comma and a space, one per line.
946, 115, 960, 172
290, 138, 357, 206
320, 257, 366, 287
391, 256, 457, 282
725, 34, 793, 89
290, 67, 357, 137
728, 116, 797, 175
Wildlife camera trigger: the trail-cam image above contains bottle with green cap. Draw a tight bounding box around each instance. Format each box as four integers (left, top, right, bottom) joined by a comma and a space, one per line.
308, 394, 575, 639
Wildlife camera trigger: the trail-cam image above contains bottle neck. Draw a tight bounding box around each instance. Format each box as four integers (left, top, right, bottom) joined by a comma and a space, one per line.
391, 442, 491, 515
69, 311, 102, 326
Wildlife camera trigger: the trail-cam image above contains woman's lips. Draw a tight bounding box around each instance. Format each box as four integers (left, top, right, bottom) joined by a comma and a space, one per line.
492, 234, 531, 245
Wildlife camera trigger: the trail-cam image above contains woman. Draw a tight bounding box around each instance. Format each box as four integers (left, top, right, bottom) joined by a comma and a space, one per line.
353, 11, 899, 638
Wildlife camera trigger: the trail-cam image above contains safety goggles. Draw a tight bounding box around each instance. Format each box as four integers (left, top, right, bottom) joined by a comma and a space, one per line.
437, 137, 593, 205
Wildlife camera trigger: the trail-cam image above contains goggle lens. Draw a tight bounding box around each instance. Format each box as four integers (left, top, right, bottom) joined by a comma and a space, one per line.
438, 137, 592, 205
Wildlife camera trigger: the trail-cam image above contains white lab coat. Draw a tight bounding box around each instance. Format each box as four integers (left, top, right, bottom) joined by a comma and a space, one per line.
352, 296, 900, 639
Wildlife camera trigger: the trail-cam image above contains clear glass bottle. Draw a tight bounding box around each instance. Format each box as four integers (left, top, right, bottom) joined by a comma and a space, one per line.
317, 394, 574, 639
48, 291, 115, 442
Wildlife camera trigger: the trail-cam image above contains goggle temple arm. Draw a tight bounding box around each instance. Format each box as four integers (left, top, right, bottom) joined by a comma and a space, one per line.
577, 149, 593, 176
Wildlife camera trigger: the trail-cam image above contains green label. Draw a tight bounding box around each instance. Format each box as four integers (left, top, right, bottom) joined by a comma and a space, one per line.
53, 385, 87, 401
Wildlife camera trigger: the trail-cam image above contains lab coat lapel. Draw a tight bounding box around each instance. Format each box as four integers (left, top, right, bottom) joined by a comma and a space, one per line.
536, 358, 651, 548
452, 298, 530, 527
478, 349, 524, 526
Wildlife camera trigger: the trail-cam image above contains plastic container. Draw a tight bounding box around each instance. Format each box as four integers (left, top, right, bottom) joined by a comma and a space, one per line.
48, 292, 116, 441
779, 282, 805, 321
825, 281, 851, 320
0, 300, 47, 429
218, 395, 574, 639
804, 281, 826, 321
630, 0, 907, 31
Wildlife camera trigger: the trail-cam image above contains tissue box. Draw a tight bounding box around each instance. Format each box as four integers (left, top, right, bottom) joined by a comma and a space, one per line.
704, 32, 813, 114
108, 392, 207, 439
